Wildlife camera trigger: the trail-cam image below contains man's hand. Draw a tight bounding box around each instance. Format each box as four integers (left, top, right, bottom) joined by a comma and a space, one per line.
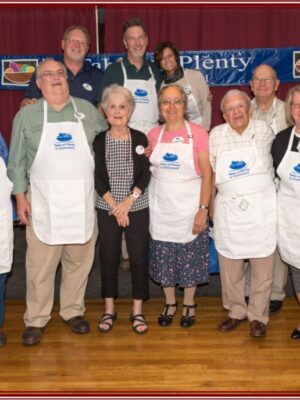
16, 193, 31, 225
20, 98, 38, 108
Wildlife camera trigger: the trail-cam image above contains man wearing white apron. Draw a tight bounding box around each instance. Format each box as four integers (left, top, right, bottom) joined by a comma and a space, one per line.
99, 17, 161, 135
8, 59, 108, 346
249, 64, 288, 315
0, 133, 13, 347
209, 90, 276, 338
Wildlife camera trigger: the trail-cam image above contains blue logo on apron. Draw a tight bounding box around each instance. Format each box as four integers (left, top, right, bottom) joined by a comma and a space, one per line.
293, 163, 300, 174
56, 133, 72, 142
134, 89, 148, 97
230, 160, 246, 170
163, 153, 178, 162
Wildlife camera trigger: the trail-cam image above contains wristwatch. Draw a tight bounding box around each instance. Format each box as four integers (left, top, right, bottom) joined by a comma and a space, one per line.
199, 204, 209, 210
131, 191, 140, 200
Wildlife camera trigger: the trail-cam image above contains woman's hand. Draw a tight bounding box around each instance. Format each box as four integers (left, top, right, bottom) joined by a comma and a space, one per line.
112, 196, 134, 218
144, 145, 153, 158
192, 209, 207, 235
116, 214, 130, 227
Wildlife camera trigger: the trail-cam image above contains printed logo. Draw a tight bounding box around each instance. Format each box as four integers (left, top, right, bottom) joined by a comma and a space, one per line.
163, 153, 178, 162
134, 89, 148, 97
229, 160, 246, 170
54, 132, 75, 150
293, 163, 300, 173
56, 133, 72, 142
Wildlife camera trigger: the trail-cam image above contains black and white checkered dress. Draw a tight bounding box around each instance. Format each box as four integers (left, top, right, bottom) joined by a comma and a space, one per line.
96, 133, 148, 212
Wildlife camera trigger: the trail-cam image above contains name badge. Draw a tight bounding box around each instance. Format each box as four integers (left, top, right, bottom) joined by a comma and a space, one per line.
135, 145, 145, 155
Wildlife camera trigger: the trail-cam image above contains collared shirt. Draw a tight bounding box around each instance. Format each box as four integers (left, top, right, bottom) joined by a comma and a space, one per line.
24, 60, 103, 106
209, 119, 275, 177
8, 97, 108, 194
99, 55, 162, 100
251, 97, 288, 134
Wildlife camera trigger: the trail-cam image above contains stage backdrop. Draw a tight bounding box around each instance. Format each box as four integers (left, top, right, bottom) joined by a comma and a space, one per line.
0, 5, 97, 144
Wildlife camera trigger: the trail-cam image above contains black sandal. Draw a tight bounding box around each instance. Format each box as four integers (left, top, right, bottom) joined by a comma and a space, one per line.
98, 313, 117, 333
130, 314, 148, 335
158, 302, 178, 326
180, 304, 197, 328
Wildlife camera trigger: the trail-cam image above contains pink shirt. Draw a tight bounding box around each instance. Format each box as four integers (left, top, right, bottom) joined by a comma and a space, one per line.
147, 121, 209, 175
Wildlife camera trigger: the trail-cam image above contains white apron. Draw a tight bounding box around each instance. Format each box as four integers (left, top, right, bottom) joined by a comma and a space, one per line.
29, 98, 95, 245
277, 127, 300, 268
0, 157, 13, 273
149, 121, 201, 243
214, 124, 276, 259
121, 62, 159, 134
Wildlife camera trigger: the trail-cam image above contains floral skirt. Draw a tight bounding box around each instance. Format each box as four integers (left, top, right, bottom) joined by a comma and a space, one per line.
149, 227, 209, 288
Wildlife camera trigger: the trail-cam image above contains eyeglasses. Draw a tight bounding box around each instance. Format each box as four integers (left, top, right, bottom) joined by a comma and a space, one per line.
252, 77, 276, 84
65, 38, 88, 47
160, 98, 183, 106
291, 103, 300, 109
39, 70, 67, 80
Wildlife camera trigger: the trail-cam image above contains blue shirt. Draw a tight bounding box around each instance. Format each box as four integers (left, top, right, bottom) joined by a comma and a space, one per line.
24, 60, 103, 107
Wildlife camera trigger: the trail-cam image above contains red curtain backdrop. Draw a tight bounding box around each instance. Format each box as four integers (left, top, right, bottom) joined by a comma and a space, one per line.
0, 5, 97, 144
104, 4, 300, 129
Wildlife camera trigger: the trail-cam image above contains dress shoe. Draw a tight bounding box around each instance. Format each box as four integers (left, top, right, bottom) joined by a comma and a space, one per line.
22, 326, 43, 346
250, 320, 266, 337
291, 328, 300, 339
218, 316, 247, 332
0, 330, 7, 347
180, 304, 197, 328
269, 300, 283, 315
65, 315, 89, 334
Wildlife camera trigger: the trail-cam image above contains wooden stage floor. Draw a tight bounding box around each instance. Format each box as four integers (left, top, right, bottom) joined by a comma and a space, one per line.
1, 297, 300, 397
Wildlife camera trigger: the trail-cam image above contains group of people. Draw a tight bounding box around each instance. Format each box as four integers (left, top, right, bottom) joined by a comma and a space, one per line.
1, 17, 300, 347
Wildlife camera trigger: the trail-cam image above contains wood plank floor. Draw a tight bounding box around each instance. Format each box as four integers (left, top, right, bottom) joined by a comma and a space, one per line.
1, 297, 300, 395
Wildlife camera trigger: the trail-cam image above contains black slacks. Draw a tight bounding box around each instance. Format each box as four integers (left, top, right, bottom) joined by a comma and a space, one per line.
97, 207, 150, 300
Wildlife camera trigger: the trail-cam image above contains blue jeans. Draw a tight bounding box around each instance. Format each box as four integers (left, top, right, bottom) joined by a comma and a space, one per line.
0, 273, 7, 327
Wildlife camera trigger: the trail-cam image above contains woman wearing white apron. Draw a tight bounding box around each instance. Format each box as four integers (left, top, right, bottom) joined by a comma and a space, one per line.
0, 133, 13, 347
154, 41, 212, 132
272, 85, 300, 339
148, 84, 212, 328
210, 89, 276, 338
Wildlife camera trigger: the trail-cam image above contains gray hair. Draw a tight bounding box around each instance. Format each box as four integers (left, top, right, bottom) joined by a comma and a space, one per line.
101, 84, 136, 115
122, 17, 147, 38
36, 57, 67, 79
285, 85, 300, 126
221, 89, 251, 113
158, 84, 188, 122
251, 63, 278, 80
63, 25, 90, 46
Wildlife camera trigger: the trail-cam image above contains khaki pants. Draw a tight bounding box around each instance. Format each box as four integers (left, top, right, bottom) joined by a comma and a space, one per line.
219, 252, 275, 325
24, 221, 97, 327
245, 247, 288, 301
